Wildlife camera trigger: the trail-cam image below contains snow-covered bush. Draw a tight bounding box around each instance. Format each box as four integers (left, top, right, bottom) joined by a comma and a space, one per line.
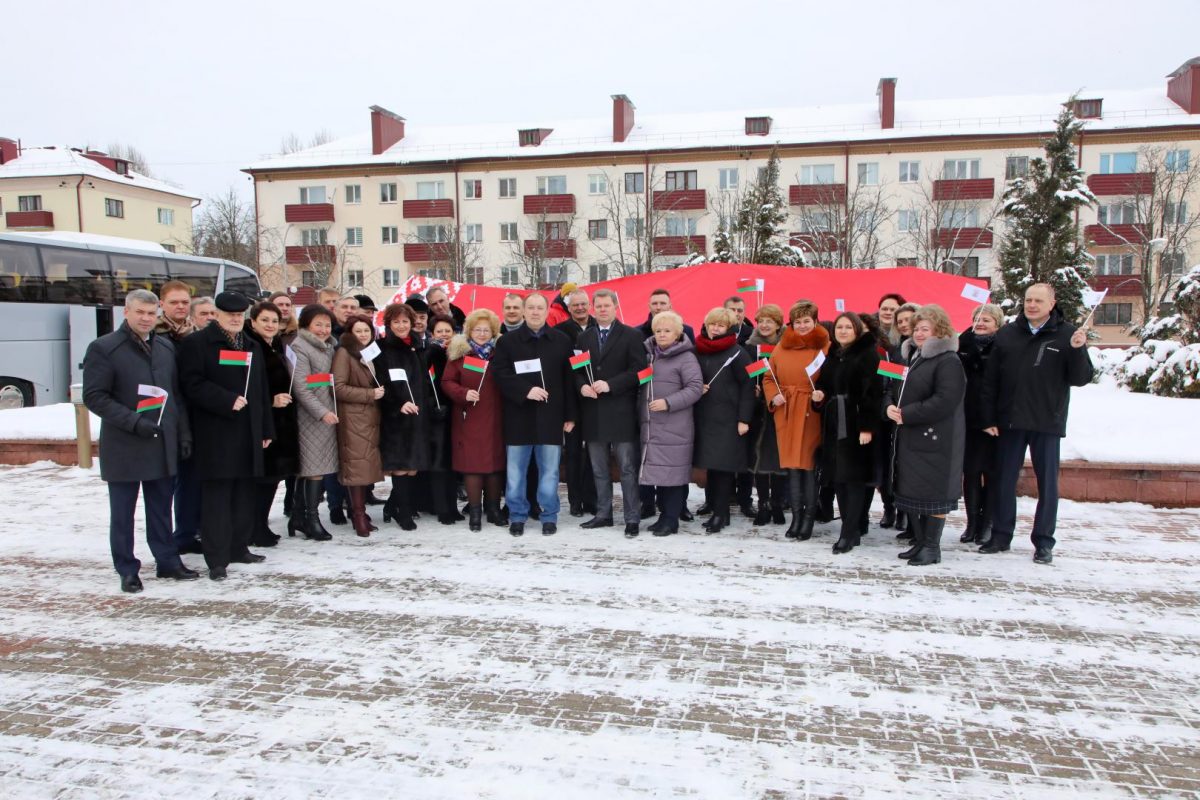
1106, 265, 1200, 397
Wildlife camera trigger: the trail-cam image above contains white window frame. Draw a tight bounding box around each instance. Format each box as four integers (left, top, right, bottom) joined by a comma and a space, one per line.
1006, 156, 1030, 180
897, 209, 919, 233
588, 174, 608, 195
799, 164, 835, 185
301, 228, 328, 246
589, 263, 608, 282
942, 159, 981, 180
499, 222, 518, 242
345, 269, 364, 287
463, 179, 482, 199
345, 227, 363, 247
939, 208, 980, 228
664, 217, 698, 236
344, 184, 361, 204
416, 224, 448, 243
299, 186, 327, 205
537, 175, 567, 195
1099, 152, 1137, 175
382, 269, 402, 288
1094, 253, 1134, 276
105, 198, 124, 218
498, 178, 517, 198
157, 208, 174, 225
416, 181, 445, 200
899, 161, 920, 183
17, 195, 42, 212
382, 226, 399, 245
380, 183, 398, 203
624, 218, 645, 239
463, 223, 483, 243
856, 162, 879, 186
500, 265, 520, 285
1097, 202, 1137, 225
1166, 150, 1190, 173
719, 168, 739, 191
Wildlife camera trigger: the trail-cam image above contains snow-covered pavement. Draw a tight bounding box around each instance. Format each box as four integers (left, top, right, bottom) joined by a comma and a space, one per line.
0, 462, 1198, 798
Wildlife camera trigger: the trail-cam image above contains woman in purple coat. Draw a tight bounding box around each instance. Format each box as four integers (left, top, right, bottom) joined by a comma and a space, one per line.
639, 310, 704, 537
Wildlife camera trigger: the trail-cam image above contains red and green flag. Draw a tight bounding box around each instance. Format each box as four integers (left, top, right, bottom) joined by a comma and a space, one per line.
569, 352, 592, 371
428, 365, 437, 380
462, 356, 488, 374
219, 349, 250, 367
745, 359, 769, 378
637, 366, 654, 385
757, 344, 775, 360
736, 277, 761, 294
135, 384, 167, 413
877, 361, 908, 381
306, 373, 333, 388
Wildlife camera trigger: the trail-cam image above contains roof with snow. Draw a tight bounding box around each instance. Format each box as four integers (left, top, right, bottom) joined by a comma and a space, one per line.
0, 147, 198, 200
244, 87, 1200, 173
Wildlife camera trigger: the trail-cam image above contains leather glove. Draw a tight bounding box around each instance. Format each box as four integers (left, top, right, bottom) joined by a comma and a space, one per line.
134, 417, 162, 439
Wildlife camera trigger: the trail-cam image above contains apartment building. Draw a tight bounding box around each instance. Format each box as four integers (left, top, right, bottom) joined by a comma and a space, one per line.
245, 58, 1200, 341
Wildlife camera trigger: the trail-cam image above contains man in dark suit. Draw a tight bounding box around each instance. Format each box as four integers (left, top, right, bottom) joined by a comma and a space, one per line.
83, 289, 197, 593
638, 288, 695, 343
575, 289, 648, 537
555, 288, 597, 517
724, 295, 756, 516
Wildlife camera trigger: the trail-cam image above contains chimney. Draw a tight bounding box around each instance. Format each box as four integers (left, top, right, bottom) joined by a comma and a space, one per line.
0, 138, 18, 165
370, 105, 406, 155
612, 94, 635, 143
1167, 58, 1200, 114
877, 77, 897, 130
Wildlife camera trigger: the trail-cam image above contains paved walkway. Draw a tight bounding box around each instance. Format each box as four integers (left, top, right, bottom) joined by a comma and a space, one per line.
0, 461, 1197, 798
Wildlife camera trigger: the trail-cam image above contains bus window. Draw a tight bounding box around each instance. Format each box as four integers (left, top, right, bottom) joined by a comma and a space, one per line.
110, 252, 170, 298
221, 264, 261, 299
0, 241, 46, 302
167, 259, 218, 298
38, 246, 114, 305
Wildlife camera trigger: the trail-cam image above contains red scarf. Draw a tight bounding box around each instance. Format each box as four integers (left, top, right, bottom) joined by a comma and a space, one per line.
695, 332, 737, 355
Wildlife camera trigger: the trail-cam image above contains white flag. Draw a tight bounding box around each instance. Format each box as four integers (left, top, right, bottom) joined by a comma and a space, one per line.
1082, 288, 1108, 308
137, 384, 168, 398
389, 368, 409, 382
283, 344, 297, 368
961, 283, 991, 304
805, 351, 826, 377
360, 341, 382, 362
514, 358, 542, 375
755, 278, 765, 292
834, 298, 846, 312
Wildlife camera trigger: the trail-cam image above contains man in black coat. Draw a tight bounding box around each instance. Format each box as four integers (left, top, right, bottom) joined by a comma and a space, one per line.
574, 289, 648, 537
980, 283, 1093, 565
723, 294, 756, 515
491, 293, 578, 536
84, 289, 197, 593
426, 285, 466, 333
556, 288, 597, 517
177, 292, 276, 580
638, 288, 695, 343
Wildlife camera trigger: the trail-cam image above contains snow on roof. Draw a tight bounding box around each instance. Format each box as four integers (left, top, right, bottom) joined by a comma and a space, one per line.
245, 87, 1198, 173
0, 147, 199, 200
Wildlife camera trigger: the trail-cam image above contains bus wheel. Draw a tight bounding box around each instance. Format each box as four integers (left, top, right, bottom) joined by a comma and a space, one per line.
0, 378, 33, 410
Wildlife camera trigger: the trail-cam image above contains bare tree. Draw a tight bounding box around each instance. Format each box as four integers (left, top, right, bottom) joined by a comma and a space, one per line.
105, 142, 153, 176
190, 188, 259, 264
279, 130, 335, 155
404, 223, 486, 284
895, 168, 1005, 275
507, 209, 582, 288
791, 176, 894, 268
591, 166, 674, 275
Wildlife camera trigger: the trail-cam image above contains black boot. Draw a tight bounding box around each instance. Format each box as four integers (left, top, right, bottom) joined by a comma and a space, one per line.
898, 514, 924, 559
797, 470, 817, 541
282, 476, 295, 518
770, 474, 787, 524
784, 470, 803, 539
388, 475, 417, 531
908, 516, 943, 566
880, 501, 896, 529
753, 503, 772, 526
328, 502, 348, 526
468, 504, 483, 532
976, 483, 994, 547
365, 487, 385, 506
704, 511, 727, 534
484, 500, 504, 527
894, 510, 911, 540
287, 483, 306, 538
301, 480, 332, 541
960, 481, 979, 543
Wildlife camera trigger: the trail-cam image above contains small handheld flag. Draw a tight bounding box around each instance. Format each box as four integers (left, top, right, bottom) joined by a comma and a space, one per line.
757, 344, 775, 360
805, 350, 826, 377
961, 283, 991, 304
877, 361, 908, 381
306, 373, 333, 388
736, 278, 757, 293
135, 385, 169, 428
360, 341, 382, 362
463, 356, 488, 374
389, 368, 408, 382
514, 358, 542, 375
136, 395, 165, 413
834, 299, 846, 313
1082, 287, 1108, 309
427, 365, 441, 409
219, 349, 250, 366
569, 352, 592, 370
637, 366, 654, 385
745, 359, 769, 378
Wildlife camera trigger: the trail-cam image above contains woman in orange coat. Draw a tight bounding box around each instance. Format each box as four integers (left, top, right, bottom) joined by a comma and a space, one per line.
761, 300, 830, 540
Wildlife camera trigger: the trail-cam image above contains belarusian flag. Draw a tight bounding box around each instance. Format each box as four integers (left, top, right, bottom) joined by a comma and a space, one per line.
745, 359, 769, 378
463, 356, 488, 374
428, 365, 437, 380
306, 373, 333, 388
219, 349, 250, 366
569, 352, 592, 371
135, 384, 167, 413
736, 278, 757, 293
637, 366, 654, 385
757, 344, 775, 360
877, 361, 908, 381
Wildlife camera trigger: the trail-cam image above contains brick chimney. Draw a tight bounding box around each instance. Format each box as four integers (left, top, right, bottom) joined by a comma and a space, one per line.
1167, 58, 1200, 114
612, 94, 635, 143
370, 105, 406, 155
0, 138, 18, 165
877, 78, 897, 129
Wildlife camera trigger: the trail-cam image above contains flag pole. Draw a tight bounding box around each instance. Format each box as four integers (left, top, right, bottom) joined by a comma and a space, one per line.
157, 395, 168, 427
474, 362, 486, 406
613, 290, 625, 323
428, 369, 441, 410
331, 377, 338, 419
242, 353, 253, 399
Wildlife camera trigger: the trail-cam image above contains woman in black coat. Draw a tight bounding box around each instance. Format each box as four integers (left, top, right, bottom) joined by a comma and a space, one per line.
244, 302, 299, 548
745, 304, 786, 526
693, 307, 755, 533
812, 312, 881, 554
423, 315, 461, 525
377, 302, 431, 530
886, 304, 967, 566
957, 304, 1002, 547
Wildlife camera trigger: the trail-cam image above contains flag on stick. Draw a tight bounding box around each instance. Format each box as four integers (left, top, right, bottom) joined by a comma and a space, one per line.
463, 356, 488, 374
834, 298, 846, 313
135, 383, 167, 419
637, 366, 654, 385
219, 349, 250, 366
804, 350, 826, 389
736, 278, 758, 294
306, 373, 333, 388
757, 344, 775, 360
569, 351, 592, 371
428, 365, 441, 409
745, 359, 769, 378
961, 283, 991, 304
877, 361, 908, 381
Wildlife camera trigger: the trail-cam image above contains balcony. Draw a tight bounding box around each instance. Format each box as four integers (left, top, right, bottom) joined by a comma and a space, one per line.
402, 199, 455, 219
1091, 273, 1143, 293
284, 203, 335, 223
404, 242, 453, 262
652, 235, 706, 257
932, 178, 995, 201
789, 232, 840, 252
523, 239, 576, 259
523, 194, 576, 215
285, 245, 337, 265
789, 184, 846, 206
929, 227, 994, 249
1087, 173, 1154, 196
653, 189, 706, 211
1085, 223, 1149, 247
5, 210, 54, 229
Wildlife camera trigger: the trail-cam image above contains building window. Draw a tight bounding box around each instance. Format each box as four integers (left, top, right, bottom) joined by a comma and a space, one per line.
1166, 150, 1190, 173
856, 163, 879, 186
301, 228, 328, 246
300, 186, 326, 204
500, 265, 520, 285
1094, 303, 1132, 325
896, 257, 918, 266
588, 174, 608, 195
745, 117, 771, 136
346, 227, 363, 247
1161, 251, 1187, 277
897, 209, 919, 233
719, 168, 739, 190
801, 211, 832, 231
943, 159, 981, 180
1006, 156, 1030, 180
498, 178, 517, 198
1097, 202, 1137, 225
416, 224, 448, 243
382, 269, 402, 287
946, 256, 980, 277
664, 217, 697, 236
463, 179, 482, 199
418, 268, 447, 280
301, 270, 317, 287
346, 269, 364, 287
462, 266, 483, 284
1165, 200, 1188, 225
664, 170, 698, 191
114, 161, 129, 175
1094, 254, 1134, 276
798, 164, 835, 185
537, 221, 568, 240
162, 244, 176, 253
624, 218, 645, 239
344, 184, 361, 204
380, 183, 398, 203
464, 223, 483, 243
899, 161, 920, 183
18, 195, 42, 212
1099, 152, 1137, 175
940, 208, 980, 228
624, 172, 645, 193
1075, 99, 1102, 118
536, 175, 567, 195
157, 208, 174, 225
500, 222, 518, 242
588, 219, 608, 240
543, 263, 568, 284
417, 181, 445, 200
105, 198, 125, 218
382, 226, 399, 245
589, 263, 608, 282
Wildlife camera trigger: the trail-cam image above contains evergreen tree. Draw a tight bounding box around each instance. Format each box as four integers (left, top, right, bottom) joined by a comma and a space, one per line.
995, 100, 1096, 320
710, 146, 803, 265
709, 223, 735, 263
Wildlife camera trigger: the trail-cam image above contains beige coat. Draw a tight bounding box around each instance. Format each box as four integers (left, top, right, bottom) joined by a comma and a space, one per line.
332, 334, 383, 487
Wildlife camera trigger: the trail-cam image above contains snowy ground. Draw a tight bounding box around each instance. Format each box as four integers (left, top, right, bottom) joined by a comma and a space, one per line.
0, 463, 1198, 798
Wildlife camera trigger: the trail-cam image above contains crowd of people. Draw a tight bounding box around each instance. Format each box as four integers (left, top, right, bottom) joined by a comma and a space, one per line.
83, 278, 1094, 592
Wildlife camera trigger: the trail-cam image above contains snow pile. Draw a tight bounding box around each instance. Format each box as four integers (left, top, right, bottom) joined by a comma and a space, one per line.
0, 403, 99, 440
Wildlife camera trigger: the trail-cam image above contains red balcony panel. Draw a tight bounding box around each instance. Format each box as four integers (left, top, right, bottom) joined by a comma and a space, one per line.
1091, 274, 1143, 293
932, 178, 995, 201
523, 194, 576, 215
523, 239, 577, 259
402, 199, 455, 219
1087, 173, 1154, 197
1085, 223, 1149, 247
652, 235, 707, 257
789, 232, 840, 252
5, 210, 54, 228
789, 184, 847, 205
285, 245, 337, 265
404, 242, 453, 262
653, 189, 706, 211
284, 203, 335, 223
929, 227, 994, 249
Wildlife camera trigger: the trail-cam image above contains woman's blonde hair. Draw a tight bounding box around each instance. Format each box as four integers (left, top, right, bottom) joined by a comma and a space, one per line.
651, 310, 684, 339
703, 307, 734, 328
463, 308, 500, 339
755, 303, 784, 327
972, 303, 1004, 329
912, 304, 956, 339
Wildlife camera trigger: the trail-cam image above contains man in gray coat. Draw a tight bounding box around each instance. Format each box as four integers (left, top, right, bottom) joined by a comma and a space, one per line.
83, 289, 197, 593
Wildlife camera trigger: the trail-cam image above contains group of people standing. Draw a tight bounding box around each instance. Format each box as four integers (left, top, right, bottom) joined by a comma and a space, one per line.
84, 277, 1093, 593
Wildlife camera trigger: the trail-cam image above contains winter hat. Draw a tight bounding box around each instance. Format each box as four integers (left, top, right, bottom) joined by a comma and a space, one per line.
560, 282, 578, 295
405, 295, 430, 313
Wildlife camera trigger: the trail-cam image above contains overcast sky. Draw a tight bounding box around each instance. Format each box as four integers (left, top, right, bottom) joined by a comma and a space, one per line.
3, 0, 1195, 204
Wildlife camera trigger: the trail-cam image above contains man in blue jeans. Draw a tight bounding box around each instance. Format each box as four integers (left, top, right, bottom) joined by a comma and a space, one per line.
491, 293, 578, 537
980, 283, 1093, 565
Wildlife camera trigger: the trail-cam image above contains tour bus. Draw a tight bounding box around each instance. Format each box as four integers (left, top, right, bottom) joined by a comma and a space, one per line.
0, 232, 261, 408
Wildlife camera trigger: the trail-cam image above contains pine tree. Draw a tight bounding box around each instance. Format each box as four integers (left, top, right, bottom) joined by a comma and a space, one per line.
710, 146, 803, 265
709, 223, 735, 263
995, 100, 1096, 320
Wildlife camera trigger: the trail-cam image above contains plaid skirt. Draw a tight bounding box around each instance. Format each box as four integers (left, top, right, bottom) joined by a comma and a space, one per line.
895, 494, 958, 515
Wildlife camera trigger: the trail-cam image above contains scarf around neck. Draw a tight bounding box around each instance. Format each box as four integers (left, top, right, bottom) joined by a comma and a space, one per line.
695, 331, 736, 355
469, 339, 495, 361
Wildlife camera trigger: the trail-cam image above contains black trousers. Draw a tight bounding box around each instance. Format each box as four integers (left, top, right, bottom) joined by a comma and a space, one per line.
172, 457, 202, 549
735, 471, 753, 508
201, 479, 256, 570
563, 427, 596, 511
707, 470, 735, 517
109, 477, 180, 577
833, 482, 866, 543
253, 478, 281, 544
657, 485, 688, 526
992, 428, 1061, 551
